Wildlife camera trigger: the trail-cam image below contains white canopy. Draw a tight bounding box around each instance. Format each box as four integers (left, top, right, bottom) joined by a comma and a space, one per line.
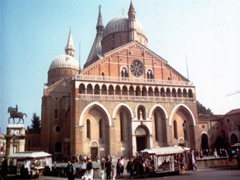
141, 146, 190, 155
8, 151, 52, 159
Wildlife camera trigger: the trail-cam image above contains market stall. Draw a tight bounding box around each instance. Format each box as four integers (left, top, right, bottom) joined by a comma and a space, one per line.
140, 146, 190, 175
7, 151, 52, 178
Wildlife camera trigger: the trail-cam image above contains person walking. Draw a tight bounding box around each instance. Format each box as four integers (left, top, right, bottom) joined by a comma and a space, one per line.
86, 158, 93, 180
105, 158, 112, 180
116, 159, 121, 178
79, 159, 86, 177
65, 160, 76, 180
119, 156, 124, 178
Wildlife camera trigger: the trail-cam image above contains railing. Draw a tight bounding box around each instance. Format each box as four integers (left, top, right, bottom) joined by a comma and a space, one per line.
73, 75, 193, 86
78, 94, 195, 103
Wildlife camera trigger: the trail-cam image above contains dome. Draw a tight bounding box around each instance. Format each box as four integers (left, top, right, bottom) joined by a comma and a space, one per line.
103, 15, 146, 38
49, 54, 79, 71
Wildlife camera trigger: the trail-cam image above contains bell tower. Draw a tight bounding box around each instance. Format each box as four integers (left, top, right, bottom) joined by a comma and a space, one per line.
128, 1, 137, 41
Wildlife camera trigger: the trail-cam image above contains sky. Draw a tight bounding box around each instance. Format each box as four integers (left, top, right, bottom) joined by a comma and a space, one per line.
1, 0, 240, 134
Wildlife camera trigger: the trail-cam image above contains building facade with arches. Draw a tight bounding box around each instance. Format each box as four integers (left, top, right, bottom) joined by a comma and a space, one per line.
39, 2, 200, 160
198, 109, 240, 153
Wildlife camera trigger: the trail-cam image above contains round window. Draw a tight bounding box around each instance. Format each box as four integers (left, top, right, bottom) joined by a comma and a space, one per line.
56, 126, 61, 132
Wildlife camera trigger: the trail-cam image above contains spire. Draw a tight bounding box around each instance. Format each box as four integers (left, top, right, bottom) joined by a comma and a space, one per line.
129, 1, 136, 13
96, 5, 104, 34
128, 1, 137, 41
65, 28, 75, 57
84, 5, 104, 68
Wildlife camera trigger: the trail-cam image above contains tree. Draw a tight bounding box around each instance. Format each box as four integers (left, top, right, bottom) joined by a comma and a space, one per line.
197, 101, 213, 114
31, 113, 41, 130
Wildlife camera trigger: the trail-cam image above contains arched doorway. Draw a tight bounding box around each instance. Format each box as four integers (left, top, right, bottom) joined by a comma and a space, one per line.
135, 126, 149, 152
201, 133, 209, 150
90, 141, 98, 161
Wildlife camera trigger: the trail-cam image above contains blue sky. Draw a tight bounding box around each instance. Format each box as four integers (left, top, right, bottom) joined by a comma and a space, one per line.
1, 0, 240, 134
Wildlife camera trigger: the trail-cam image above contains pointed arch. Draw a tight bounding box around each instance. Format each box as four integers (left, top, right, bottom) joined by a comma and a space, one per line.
149, 104, 168, 119
169, 104, 196, 126
112, 103, 134, 119
79, 102, 111, 126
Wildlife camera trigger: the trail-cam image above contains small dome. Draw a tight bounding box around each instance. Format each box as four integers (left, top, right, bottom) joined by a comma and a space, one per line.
103, 15, 146, 38
49, 54, 79, 71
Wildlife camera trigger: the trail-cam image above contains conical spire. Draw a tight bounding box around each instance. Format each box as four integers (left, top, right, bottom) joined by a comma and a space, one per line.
128, 1, 137, 41
84, 5, 104, 68
96, 5, 104, 34
129, 1, 136, 13
65, 28, 75, 57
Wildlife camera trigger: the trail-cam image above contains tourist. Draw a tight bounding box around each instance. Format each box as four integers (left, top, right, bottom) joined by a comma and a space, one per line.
116, 159, 121, 178
105, 158, 112, 180
86, 158, 93, 180
100, 156, 106, 170
65, 160, 76, 180
79, 159, 86, 177
111, 165, 116, 180
126, 158, 134, 179
119, 156, 124, 178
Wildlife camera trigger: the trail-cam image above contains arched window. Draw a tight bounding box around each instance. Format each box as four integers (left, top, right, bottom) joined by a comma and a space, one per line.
87, 119, 91, 139
79, 84, 85, 94
54, 109, 58, 119
173, 120, 178, 139
101, 72, 105, 80
154, 112, 158, 141
55, 141, 62, 152
147, 69, 154, 80
188, 89, 193, 98
120, 112, 124, 141
99, 119, 102, 138
121, 67, 128, 78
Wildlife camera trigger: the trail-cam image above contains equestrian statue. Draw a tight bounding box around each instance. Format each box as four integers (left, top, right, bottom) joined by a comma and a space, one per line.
8, 105, 27, 124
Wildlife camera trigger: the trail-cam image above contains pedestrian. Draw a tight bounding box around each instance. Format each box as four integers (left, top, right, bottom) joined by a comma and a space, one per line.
105, 158, 112, 180
116, 159, 121, 178
111, 165, 116, 180
86, 158, 93, 180
99, 168, 105, 180
213, 148, 218, 157
65, 160, 76, 180
79, 159, 86, 177
191, 150, 197, 171
119, 156, 124, 178
100, 156, 106, 170
126, 159, 134, 179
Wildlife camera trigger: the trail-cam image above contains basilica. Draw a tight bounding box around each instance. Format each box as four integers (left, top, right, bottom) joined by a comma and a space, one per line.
34, 2, 200, 160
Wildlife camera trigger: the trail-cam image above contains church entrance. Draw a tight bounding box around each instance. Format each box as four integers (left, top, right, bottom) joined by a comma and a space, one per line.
91, 147, 98, 161
135, 126, 149, 152
136, 136, 147, 152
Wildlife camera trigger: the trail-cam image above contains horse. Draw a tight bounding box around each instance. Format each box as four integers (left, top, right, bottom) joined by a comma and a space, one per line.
8, 107, 27, 124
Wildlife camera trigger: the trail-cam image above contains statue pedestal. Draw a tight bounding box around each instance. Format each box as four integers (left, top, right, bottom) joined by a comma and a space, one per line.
5, 124, 26, 156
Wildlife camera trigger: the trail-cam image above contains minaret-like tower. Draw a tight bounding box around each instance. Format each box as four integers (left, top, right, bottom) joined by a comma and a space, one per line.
128, 1, 137, 41
65, 29, 75, 57
96, 5, 104, 34
84, 5, 104, 68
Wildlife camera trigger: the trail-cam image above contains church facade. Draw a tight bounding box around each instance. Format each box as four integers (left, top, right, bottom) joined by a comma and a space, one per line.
39, 2, 199, 160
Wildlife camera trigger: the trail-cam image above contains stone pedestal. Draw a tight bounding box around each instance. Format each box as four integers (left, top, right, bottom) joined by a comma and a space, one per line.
5, 124, 26, 156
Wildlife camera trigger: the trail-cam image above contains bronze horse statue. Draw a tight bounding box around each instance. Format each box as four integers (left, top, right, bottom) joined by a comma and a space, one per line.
8, 106, 27, 124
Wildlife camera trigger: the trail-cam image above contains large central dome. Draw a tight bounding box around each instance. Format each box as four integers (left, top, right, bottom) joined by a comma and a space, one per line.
103, 15, 146, 38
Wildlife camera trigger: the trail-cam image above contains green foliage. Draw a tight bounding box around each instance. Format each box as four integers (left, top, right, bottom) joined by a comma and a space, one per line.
31, 113, 41, 129
197, 101, 213, 114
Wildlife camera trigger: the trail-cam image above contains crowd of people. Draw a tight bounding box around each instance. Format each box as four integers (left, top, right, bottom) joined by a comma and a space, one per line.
65, 148, 240, 180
